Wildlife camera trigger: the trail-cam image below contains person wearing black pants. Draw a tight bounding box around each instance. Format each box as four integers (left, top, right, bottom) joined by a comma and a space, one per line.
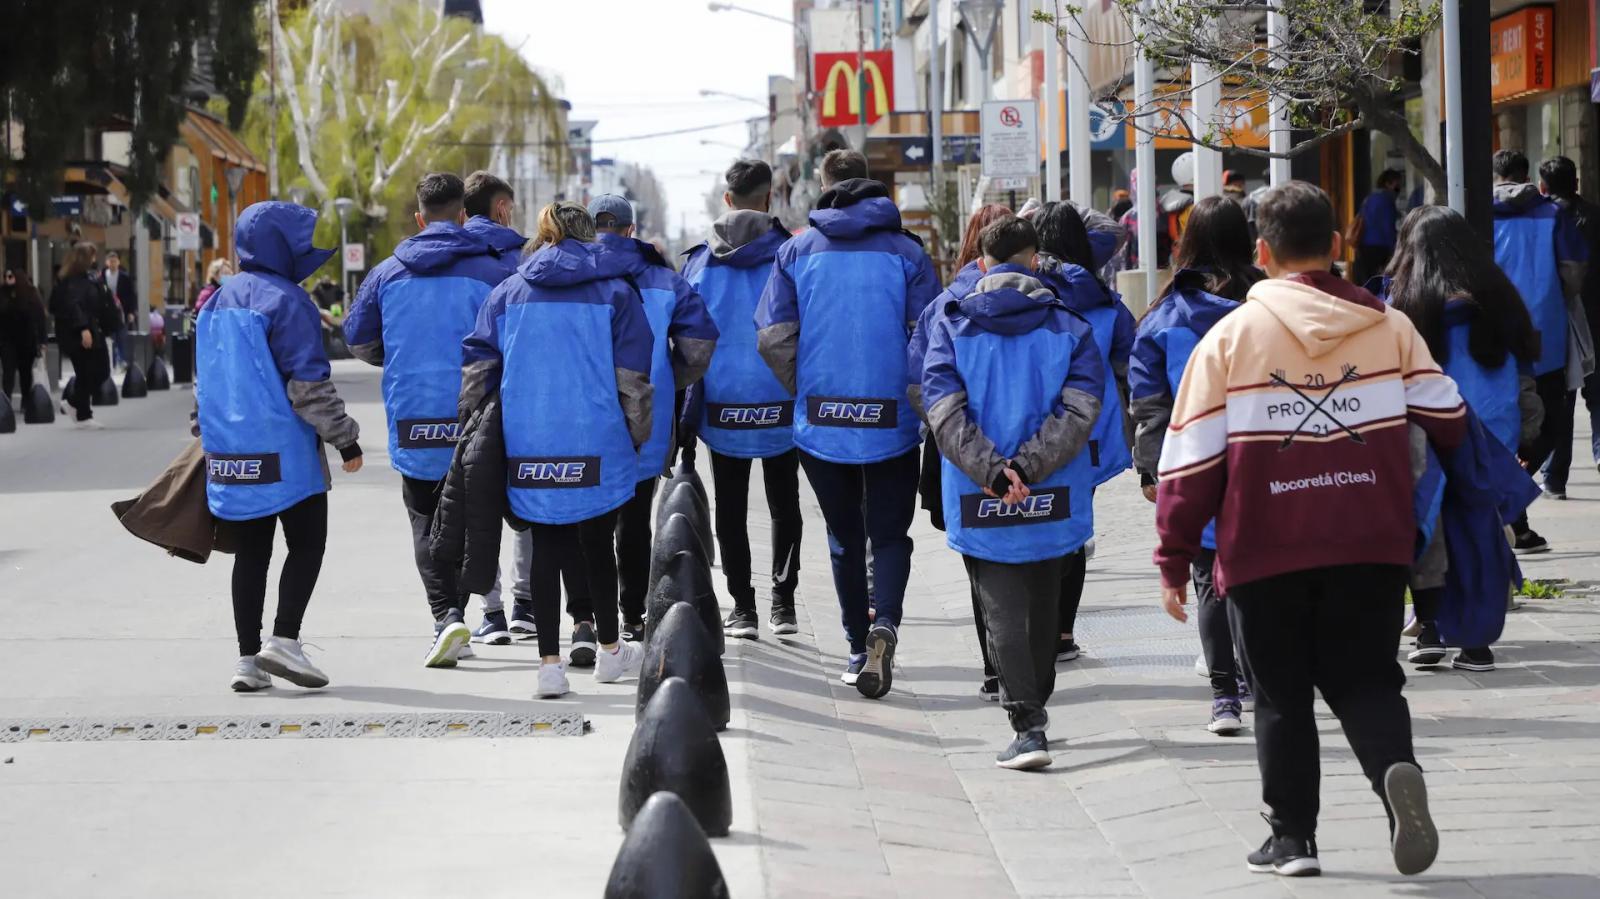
972, 548, 1084, 701
711, 448, 802, 637
527, 510, 622, 665
1513, 370, 1573, 551
614, 478, 657, 636
1193, 548, 1249, 733
400, 476, 472, 667
964, 554, 1061, 737
232, 493, 329, 665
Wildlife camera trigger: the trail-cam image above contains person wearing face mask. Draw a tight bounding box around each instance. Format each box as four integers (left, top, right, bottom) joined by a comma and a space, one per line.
195, 258, 234, 313
344, 172, 507, 668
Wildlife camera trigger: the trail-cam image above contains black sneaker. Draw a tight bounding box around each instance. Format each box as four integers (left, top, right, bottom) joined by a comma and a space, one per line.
1407, 623, 1447, 666
1451, 647, 1495, 672
1247, 832, 1321, 877
569, 620, 597, 668
996, 730, 1052, 770
1384, 762, 1439, 875
769, 603, 798, 636
856, 623, 897, 699
509, 601, 537, 639
723, 608, 759, 640
979, 676, 1000, 702
1056, 637, 1080, 662
1513, 528, 1551, 555
620, 619, 645, 643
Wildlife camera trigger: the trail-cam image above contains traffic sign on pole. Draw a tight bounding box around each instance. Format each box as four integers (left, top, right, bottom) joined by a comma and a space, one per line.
981, 99, 1039, 180
175, 213, 201, 251
343, 244, 366, 272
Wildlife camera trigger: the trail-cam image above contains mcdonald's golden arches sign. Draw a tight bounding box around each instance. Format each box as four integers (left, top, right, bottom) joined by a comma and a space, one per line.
815, 51, 894, 128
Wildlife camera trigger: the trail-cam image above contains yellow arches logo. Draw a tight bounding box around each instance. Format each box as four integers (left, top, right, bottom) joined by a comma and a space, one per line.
815, 51, 895, 127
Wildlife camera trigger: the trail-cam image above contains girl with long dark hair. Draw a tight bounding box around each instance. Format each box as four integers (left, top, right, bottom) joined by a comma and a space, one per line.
1129, 194, 1263, 735
1386, 204, 1542, 672
47, 242, 115, 427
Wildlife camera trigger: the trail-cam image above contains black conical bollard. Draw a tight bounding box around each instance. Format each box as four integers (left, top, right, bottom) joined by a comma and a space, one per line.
23, 384, 54, 424
645, 550, 722, 655
646, 512, 710, 599
656, 479, 714, 566
92, 377, 119, 406
666, 460, 709, 509
604, 791, 730, 899
619, 676, 732, 837
638, 601, 729, 730
121, 363, 148, 399
0, 398, 14, 434
145, 356, 171, 391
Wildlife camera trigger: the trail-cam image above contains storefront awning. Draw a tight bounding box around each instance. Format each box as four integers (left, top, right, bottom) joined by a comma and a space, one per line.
182, 110, 266, 173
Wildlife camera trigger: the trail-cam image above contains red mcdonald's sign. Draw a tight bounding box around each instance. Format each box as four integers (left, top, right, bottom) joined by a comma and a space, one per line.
815, 50, 895, 128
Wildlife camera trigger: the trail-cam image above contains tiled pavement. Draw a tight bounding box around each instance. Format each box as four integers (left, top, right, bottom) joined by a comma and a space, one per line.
722, 420, 1600, 898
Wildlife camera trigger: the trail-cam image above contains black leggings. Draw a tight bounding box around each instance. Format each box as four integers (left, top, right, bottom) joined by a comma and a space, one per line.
231, 493, 328, 656
529, 509, 621, 658
709, 448, 803, 611
64, 341, 109, 422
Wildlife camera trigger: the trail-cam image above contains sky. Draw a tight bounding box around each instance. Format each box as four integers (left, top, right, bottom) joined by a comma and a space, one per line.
481, 0, 797, 237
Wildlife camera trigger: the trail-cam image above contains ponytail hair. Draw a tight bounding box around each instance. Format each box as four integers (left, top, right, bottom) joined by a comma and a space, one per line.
526, 201, 596, 256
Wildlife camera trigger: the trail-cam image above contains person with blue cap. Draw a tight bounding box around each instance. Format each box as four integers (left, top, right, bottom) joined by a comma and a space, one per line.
756, 149, 941, 698
579, 191, 717, 643
195, 201, 364, 693
344, 173, 509, 669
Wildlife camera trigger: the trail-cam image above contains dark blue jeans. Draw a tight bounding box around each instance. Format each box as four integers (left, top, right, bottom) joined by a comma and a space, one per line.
798, 448, 920, 654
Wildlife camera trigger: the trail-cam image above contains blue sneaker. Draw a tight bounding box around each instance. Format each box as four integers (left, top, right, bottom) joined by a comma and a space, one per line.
1208, 697, 1243, 735
473, 610, 511, 645
509, 601, 537, 639
1237, 675, 1254, 712
840, 653, 868, 686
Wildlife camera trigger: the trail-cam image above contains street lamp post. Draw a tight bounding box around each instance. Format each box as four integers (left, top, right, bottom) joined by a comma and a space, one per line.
957, 0, 1003, 104
708, 2, 813, 159
333, 197, 355, 300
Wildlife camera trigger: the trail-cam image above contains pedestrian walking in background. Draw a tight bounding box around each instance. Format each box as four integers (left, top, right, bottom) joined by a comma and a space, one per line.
101, 250, 136, 371
147, 307, 166, 357
1491, 149, 1590, 553
920, 215, 1103, 769
1386, 204, 1543, 673
47, 242, 116, 428
459, 201, 655, 699
194, 258, 233, 313
682, 159, 803, 640
1349, 169, 1403, 289
1155, 181, 1458, 878
195, 201, 364, 693
1534, 156, 1600, 490
1130, 195, 1263, 735
344, 173, 507, 669
584, 193, 717, 645
2, 268, 49, 408
756, 149, 941, 698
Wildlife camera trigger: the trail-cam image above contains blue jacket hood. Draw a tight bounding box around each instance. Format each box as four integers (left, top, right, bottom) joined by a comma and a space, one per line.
518, 238, 634, 288
946, 260, 984, 299
393, 222, 493, 274
809, 179, 903, 240
464, 215, 527, 255
698, 210, 790, 267
955, 265, 1064, 336
1036, 254, 1114, 311
596, 231, 672, 276
235, 201, 335, 283
1161, 270, 1240, 330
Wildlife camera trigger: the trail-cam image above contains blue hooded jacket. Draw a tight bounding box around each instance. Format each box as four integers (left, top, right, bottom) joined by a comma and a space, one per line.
344, 221, 506, 481
1492, 182, 1586, 376
906, 260, 983, 398
1436, 299, 1527, 455
594, 232, 718, 479
464, 215, 528, 280
755, 179, 941, 464
1127, 274, 1240, 550
460, 239, 655, 525
682, 211, 793, 459
1036, 256, 1134, 486
921, 266, 1105, 563
197, 202, 361, 521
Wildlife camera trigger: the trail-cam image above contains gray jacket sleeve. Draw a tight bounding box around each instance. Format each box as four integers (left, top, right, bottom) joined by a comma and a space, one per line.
1518, 374, 1544, 448
288, 379, 361, 450
458, 359, 500, 421
671, 336, 717, 389
1012, 387, 1102, 484
1131, 389, 1173, 477
927, 390, 1006, 488
617, 368, 655, 450
756, 322, 799, 396
348, 340, 384, 366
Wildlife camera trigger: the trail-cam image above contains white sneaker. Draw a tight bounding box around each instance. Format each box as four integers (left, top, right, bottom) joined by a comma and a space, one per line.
255, 636, 330, 688
453, 640, 475, 661
73, 418, 106, 430
536, 661, 570, 698
425, 620, 471, 668
230, 656, 272, 693
595, 639, 644, 683
1084, 538, 1096, 561
1194, 653, 1208, 678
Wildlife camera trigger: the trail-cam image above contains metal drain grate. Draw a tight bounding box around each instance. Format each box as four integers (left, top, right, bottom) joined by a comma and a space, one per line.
0, 711, 589, 743
1074, 607, 1200, 674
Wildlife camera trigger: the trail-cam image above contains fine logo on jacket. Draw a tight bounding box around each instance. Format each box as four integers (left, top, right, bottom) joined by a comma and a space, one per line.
397, 417, 461, 449
509, 456, 602, 489
709, 401, 794, 430
807, 396, 898, 429
959, 488, 1070, 529
205, 453, 283, 486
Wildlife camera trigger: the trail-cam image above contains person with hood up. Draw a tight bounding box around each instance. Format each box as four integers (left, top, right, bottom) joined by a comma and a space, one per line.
196, 201, 364, 693
585, 192, 717, 644
1032, 201, 1136, 663
459, 201, 655, 699
756, 149, 941, 699
1154, 181, 1461, 878
1491, 149, 1590, 553
344, 173, 508, 668
918, 215, 1104, 769
681, 160, 801, 640
1129, 195, 1263, 736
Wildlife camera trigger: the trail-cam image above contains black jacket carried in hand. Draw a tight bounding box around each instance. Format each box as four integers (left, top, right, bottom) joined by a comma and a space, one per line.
430, 393, 512, 596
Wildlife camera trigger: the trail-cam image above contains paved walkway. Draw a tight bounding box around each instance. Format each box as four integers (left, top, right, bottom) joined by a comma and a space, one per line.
3, 362, 1599, 897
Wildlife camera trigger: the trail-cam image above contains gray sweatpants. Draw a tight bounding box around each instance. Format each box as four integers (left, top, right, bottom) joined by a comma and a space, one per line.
477, 527, 534, 614
963, 553, 1064, 734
